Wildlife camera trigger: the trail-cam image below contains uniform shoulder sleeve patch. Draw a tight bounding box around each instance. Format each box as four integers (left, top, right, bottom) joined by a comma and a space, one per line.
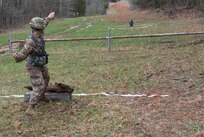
24, 39, 36, 49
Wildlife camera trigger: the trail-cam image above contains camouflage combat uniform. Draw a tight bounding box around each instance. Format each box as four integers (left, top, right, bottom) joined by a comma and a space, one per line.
15, 18, 50, 105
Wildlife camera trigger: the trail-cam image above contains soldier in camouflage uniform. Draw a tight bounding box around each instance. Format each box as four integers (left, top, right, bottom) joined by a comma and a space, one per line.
13, 12, 55, 115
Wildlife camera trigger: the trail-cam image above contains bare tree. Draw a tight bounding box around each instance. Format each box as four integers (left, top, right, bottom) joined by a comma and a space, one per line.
0, 0, 108, 33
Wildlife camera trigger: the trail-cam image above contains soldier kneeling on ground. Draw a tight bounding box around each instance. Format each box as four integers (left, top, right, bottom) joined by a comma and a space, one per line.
12, 12, 55, 116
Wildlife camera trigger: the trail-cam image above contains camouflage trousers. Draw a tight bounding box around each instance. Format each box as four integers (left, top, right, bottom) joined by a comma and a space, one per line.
27, 66, 50, 105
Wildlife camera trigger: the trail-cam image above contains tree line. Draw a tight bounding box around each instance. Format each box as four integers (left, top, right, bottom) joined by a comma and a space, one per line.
0, 0, 108, 33
129, 0, 204, 10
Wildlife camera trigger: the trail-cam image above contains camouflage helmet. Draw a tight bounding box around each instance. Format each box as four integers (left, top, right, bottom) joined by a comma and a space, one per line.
30, 17, 46, 30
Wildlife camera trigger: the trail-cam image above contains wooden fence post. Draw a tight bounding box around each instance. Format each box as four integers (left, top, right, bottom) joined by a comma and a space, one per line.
107, 27, 111, 52
8, 34, 13, 52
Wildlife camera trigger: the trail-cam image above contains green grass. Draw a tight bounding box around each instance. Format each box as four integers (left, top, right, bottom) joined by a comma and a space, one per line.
190, 124, 204, 132
1, 11, 204, 136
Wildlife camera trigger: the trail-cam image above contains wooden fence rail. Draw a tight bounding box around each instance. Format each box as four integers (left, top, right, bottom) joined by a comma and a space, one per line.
9, 31, 204, 52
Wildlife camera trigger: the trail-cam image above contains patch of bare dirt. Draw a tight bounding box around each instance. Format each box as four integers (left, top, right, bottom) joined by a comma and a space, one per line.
107, 1, 130, 14
106, 1, 204, 24
130, 88, 204, 136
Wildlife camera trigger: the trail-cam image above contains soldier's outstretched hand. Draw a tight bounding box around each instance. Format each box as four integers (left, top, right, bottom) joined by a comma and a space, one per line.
12, 53, 21, 62
48, 12, 55, 20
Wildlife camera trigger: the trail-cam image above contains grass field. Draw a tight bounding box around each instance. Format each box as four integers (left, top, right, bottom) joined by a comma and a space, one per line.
1, 3, 204, 136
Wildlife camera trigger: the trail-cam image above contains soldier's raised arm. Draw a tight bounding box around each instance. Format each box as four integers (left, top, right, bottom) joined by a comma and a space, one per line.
44, 12, 55, 27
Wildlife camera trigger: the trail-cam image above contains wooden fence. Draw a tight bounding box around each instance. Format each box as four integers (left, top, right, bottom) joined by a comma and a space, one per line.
9, 28, 204, 52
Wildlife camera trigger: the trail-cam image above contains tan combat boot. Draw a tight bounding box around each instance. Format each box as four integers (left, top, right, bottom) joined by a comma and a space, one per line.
25, 104, 36, 116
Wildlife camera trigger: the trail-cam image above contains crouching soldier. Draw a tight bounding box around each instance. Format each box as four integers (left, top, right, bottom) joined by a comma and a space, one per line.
12, 12, 55, 115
